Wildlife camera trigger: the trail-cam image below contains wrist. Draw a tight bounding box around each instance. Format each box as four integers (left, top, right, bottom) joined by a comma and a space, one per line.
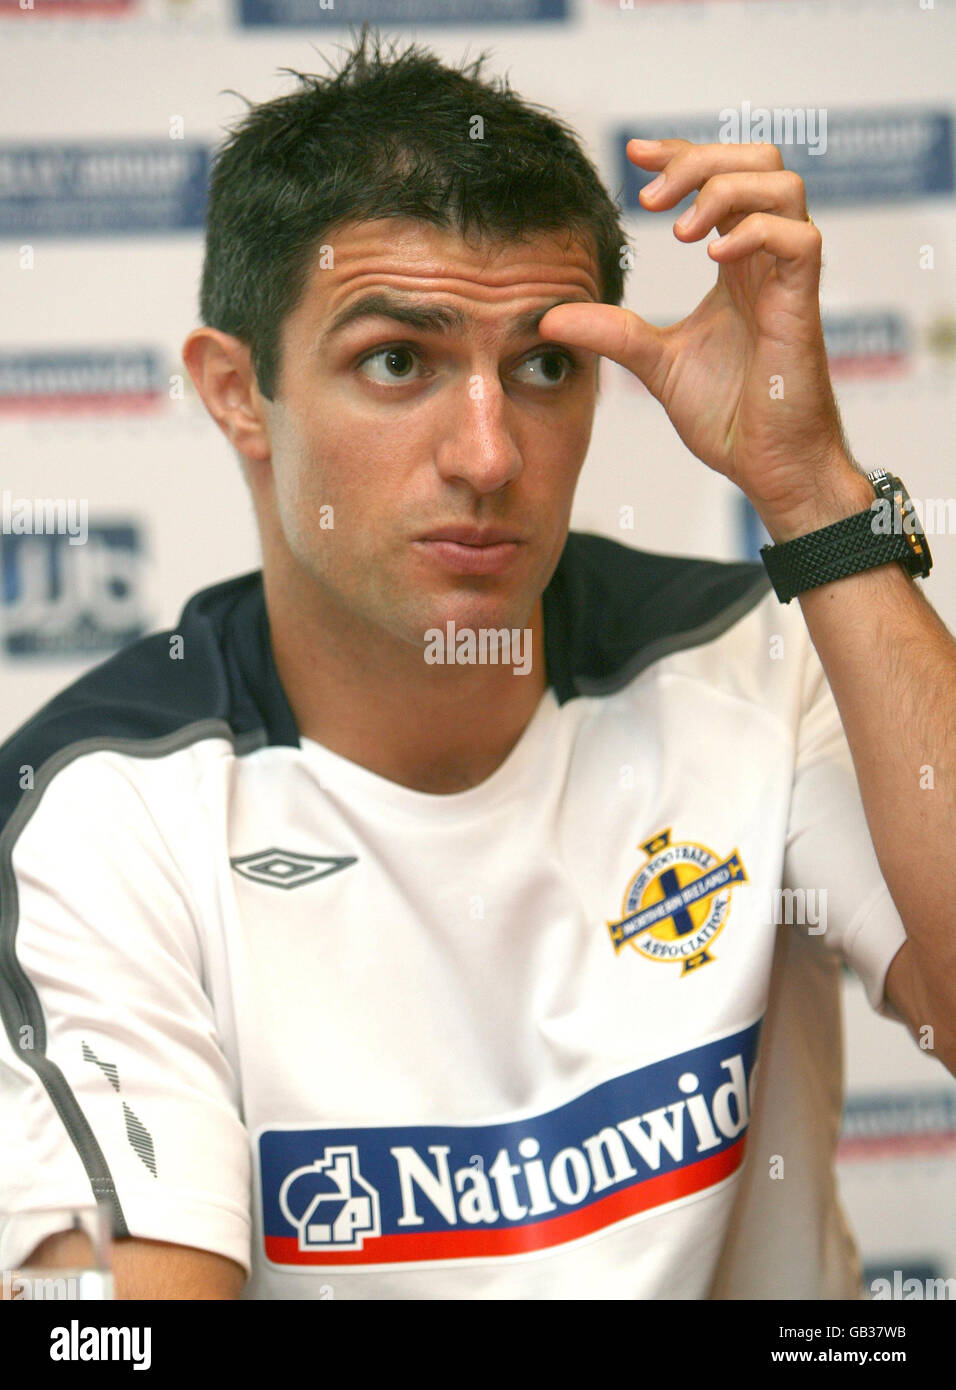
752, 467, 876, 544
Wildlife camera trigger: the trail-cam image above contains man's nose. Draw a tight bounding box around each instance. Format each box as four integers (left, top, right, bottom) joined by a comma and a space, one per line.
433, 373, 524, 494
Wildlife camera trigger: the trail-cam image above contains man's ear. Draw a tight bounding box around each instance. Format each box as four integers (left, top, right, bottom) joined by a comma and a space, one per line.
181, 327, 272, 464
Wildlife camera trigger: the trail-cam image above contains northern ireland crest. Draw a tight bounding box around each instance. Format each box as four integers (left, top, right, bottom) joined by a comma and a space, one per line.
607, 828, 748, 974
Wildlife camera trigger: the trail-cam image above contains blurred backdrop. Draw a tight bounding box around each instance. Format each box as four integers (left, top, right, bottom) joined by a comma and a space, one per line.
1, 0, 954, 1296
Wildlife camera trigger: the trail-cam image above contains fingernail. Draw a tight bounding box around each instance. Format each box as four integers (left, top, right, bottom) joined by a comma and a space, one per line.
643, 174, 666, 199
630, 138, 662, 149
674, 203, 696, 230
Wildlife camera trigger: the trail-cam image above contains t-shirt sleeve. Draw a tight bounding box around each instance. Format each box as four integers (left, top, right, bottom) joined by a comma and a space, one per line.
0, 751, 251, 1276
782, 629, 908, 1018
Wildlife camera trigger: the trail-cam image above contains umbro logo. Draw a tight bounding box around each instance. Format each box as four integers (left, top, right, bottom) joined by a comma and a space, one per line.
230, 848, 358, 890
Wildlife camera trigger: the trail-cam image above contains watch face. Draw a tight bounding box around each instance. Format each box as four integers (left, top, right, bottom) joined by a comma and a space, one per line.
868, 473, 933, 576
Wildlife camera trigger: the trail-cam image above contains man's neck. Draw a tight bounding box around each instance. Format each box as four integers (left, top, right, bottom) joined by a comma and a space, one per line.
262, 570, 548, 796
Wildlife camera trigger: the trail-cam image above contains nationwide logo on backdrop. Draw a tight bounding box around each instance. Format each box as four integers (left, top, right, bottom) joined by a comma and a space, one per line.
616, 108, 954, 211
257, 1021, 760, 1267
821, 312, 911, 379
0, 525, 147, 656
0, 144, 209, 238
0, 350, 167, 413
838, 1090, 956, 1161
240, 0, 566, 27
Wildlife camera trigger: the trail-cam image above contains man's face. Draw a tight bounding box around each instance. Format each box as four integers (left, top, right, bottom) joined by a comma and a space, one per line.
259, 218, 600, 648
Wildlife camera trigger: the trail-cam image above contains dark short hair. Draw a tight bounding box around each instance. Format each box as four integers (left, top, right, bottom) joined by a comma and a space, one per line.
198, 26, 629, 400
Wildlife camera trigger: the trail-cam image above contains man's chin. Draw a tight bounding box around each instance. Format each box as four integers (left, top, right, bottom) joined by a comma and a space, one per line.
412, 590, 538, 642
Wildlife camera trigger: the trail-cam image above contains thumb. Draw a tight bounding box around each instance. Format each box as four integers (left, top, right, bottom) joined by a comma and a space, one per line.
538, 302, 666, 392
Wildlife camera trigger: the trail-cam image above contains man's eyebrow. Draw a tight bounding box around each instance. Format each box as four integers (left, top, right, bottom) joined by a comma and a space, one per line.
325, 294, 466, 338
322, 293, 591, 341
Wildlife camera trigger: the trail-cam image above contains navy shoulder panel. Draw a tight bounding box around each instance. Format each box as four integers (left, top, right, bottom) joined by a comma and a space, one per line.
543, 532, 771, 704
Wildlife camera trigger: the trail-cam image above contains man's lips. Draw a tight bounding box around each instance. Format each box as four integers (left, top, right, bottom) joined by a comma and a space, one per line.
413, 526, 525, 575
417, 525, 524, 545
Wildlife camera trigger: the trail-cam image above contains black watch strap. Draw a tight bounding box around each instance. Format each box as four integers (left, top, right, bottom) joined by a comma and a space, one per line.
760, 509, 913, 604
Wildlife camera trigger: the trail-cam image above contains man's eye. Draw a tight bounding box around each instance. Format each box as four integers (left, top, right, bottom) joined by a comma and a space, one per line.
359, 346, 423, 383
512, 350, 575, 387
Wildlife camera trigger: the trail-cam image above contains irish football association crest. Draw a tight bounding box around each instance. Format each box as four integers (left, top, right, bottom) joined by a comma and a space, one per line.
607, 828, 748, 974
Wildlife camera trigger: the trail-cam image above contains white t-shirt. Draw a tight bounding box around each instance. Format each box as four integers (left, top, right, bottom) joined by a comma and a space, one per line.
0, 532, 909, 1298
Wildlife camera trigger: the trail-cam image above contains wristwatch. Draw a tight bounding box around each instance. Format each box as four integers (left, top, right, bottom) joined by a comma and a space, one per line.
760, 470, 933, 604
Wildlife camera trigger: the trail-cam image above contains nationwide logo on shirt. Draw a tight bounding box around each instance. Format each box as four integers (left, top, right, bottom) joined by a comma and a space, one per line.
607, 827, 748, 974
256, 1021, 759, 1267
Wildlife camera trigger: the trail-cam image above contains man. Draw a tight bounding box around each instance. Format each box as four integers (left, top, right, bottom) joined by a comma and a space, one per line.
1, 31, 953, 1300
